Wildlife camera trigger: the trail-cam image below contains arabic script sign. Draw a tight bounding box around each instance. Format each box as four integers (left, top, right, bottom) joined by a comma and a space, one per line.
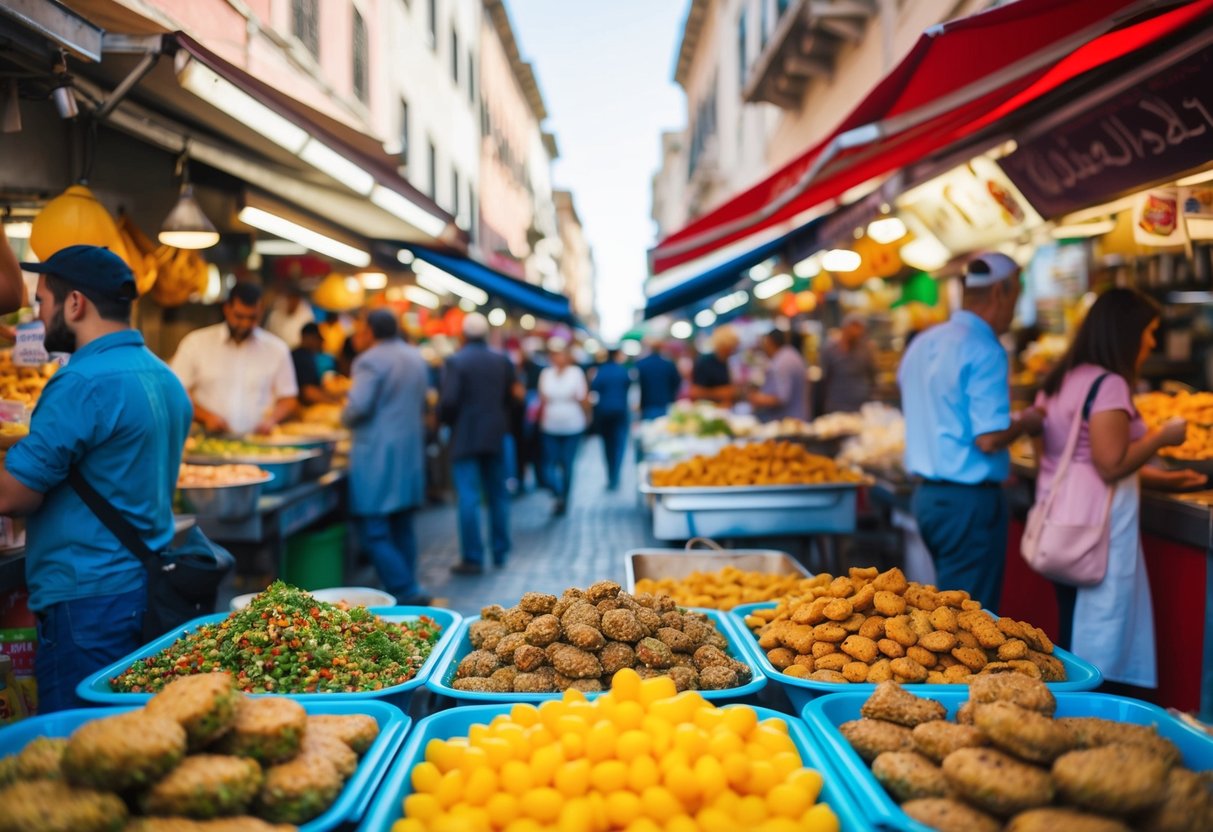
1000, 44, 1213, 219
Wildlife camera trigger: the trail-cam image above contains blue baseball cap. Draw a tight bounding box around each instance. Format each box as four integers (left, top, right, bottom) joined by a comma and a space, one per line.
21, 245, 138, 300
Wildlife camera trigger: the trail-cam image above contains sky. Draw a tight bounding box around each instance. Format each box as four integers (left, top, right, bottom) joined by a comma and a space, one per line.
509, 0, 688, 341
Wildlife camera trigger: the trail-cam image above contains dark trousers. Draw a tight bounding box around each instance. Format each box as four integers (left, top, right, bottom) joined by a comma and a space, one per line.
35, 585, 145, 713
1054, 582, 1077, 652
912, 483, 1008, 612
597, 412, 629, 490
451, 453, 511, 566
356, 510, 422, 602
542, 432, 582, 504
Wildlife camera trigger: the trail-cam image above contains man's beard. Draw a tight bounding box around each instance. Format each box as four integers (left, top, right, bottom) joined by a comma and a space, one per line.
43, 306, 77, 354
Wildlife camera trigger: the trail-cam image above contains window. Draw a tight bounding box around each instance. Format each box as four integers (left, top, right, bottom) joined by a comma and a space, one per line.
427, 140, 437, 200
292, 0, 319, 58
467, 51, 475, 105
738, 10, 748, 89
427, 0, 437, 49
451, 168, 461, 220
352, 9, 369, 102
399, 98, 410, 169
450, 27, 460, 84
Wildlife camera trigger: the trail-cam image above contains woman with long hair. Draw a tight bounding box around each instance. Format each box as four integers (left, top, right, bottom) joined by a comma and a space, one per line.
1032, 288, 1204, 689
538, 338, 589, 516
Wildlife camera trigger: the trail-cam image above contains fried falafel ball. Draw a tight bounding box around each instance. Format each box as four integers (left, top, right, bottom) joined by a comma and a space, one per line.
549, 645, 603, 680
599, 642, 636, 675
681, 618, 723, 648
305, 714, 379, 755
601, 609, 646, 643
635, 607, 663, 635
524, 614, 562, 648
564, 623, 607, 652
467, 620, 508, 651
635, 637, 674, 669
871, 751, 953, 802
860, 681, 946, 728
561, 602, 603, 632
585, 581, 622, 603
692, 644, 731, 672
942, 747, 1054, 816
973, 701, 1074, 764
567, 678, 604, 694
296, 730, 358, 778
145, 672, 242, 751
142, 755, 263, 819
660, 612, 685, 631
910, 721, 987, 764
1055, 718, 1182, 766
1004, 808, 1131, 832
902, 798, 1001, 832
451, 677, 508, 693
213, 697, 307, 766
656, 627, 696, 654
0, 779, 128, 832
1, 737, 67, 784
513, 671, 557, 693
495, 632, 528, 664
1052, 744, 1169, 815
480, 604, 506, 621
500, 607, 534, 634
456, 649, 501, 679
490, 667, 518, 689
968, 672, 1056, 716
840, 719, 914, 763
512, 644, 548, 673
257, 756, 344, 824
63, 710, 186, 792
518, 592, 558, 615
667, 666, 700, 692
699, 665, 739, 690
1137, 767, 1213, 832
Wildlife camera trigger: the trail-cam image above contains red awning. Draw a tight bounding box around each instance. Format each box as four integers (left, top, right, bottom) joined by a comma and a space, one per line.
650, 0, 1212, 275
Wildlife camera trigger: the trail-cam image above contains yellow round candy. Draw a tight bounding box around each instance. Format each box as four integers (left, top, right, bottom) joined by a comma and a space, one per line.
693, 754, 728, 796
786, 768, 825, 804
672, 723, 708, 758
435, 770, 466, 808
758, 818, 806, 832
503, 819, 544, 832
557, 797, 595, 832
769, 751, 802, 781
590, 759, 629, 793
464, 766, 498, 806
722, 752, 750, 788
641, 784, 683, 823
736, 794, 769, 825
665, 815, 699, 832
638, 675, 678, 706
585, 721, 618, 762
662, 763, 700, 805
616, 729, 652, 762
521, 786, 563, 823
390, 818, 426, 832
707, 728, 745, 758
751, 724, 796, 755
499, 760, 534, 796
410, 761, 441, 794
695, 806, 736, 832
613, 700, 645, 730
508, 704, 540, 728
461, 745, 490, 771
529, 743, 564, 787
605, 790, 643, 827
426, 739, 464, 773
802, 803, 840, 832
561, 731, 586, 760
611, 668, 642, 701
485, 792, 520, 827
746, 760, 780, 796
403, 793, 441, 822
626, 755, 660, 793
721, 705, 758, 737
554, 758, 592, 798
766, 781, 811, 818
479, 737, 513, 768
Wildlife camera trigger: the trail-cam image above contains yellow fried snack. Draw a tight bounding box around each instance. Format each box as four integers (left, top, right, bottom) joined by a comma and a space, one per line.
634, 565, 824, 610
649, 440, 863, 488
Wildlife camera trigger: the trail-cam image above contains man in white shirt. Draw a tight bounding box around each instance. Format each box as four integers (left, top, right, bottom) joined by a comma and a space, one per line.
264, 285, 315, 348
171, 283, 299, 435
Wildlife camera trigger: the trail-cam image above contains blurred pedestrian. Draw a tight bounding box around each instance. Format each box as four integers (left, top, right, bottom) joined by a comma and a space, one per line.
291, 323, 339, 406
342, 310, 430, 605
748, 328, 807, 421
441, 313, 518, 574
264, 284, 314, 348
635, 338, 682, 420
539, 338, 589, 516
590, 348, 633, 491
820, 313, 876, 414
690, 325, 739, 406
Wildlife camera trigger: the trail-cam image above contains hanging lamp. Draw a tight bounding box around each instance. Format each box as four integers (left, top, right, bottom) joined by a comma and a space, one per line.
159, 150, 219, 249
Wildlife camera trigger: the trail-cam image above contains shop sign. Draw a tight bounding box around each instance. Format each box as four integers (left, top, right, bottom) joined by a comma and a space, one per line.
12, 322, 47, 367
1001, 44, 1213, 219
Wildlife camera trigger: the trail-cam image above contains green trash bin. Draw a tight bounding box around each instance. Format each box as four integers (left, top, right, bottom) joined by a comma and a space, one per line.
282, 523, 346, 590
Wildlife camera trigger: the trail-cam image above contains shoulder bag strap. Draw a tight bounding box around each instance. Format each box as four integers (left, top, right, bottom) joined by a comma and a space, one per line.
1037, 373, 1111, 513
67, 468, 157, 567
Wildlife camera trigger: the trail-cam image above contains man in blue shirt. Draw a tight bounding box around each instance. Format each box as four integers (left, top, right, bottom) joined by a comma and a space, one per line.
0, 246, 192, 711
590, 348, 634, 490
748, 328, 808, 422
634, 340, 682, 420
898, 253, 1042, 613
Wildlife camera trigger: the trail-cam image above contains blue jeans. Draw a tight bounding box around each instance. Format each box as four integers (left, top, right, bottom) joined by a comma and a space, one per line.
597, 413, 629, 489
542, 432, 582, 503
356, 510, 423, 601
912, 483, 1009, 613
451, 453, 511, 566
35, 586, 145, 714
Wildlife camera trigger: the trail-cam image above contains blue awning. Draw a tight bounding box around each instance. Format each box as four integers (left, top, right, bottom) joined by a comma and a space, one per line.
643, 220, 820, 320
403, 246, 579, 325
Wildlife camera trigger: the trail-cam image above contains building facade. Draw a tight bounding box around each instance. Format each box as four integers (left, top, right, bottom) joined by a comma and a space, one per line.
554, 190, 595, 322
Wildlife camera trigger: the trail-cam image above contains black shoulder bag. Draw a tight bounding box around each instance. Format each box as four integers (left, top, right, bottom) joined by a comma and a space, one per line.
68, 470, 235, 640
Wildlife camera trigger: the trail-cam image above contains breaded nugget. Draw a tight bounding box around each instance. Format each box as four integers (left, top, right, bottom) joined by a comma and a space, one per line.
942, 747, 1053, 815
1054, 718, 1180, 766
843, 661, 870, 682
955, 702, 976, 725
494, 632, 527, 663
974, 701, 1073, 764
878, 638, 906, 659
998, 639, 1029, 661
860, 681, 946, 727
296, 730, 358, 778
213, 697, 307, 765
859, 615, 886, 640
918, 631, 956, 653
1137, 767, 1213, 832
874, 591, 907, 617
523, 614, 562, 647
456, 649, 501, 679
902, 798, 1000, 832
600, 609, 644, 643
868, 659, 893, 683
968, 672, 1055, 716
840, 719, 913, 763
699, 665, 739, 689
950, 646, 988, 672
565, 623, 607, 651
145, 672, 241, 750
500, 607, 534, 633
467, 619, 508, 651
585, 580, 621, 603
872, 751, 952, 802
667, 666, 699, 692
1053, 744, 1169, 814
929, 607, 958, 633
766, 647, 795, 669
808, 669, 847, 683
451, 676, 505, 692
143, 754, 263, 818
1, 737, 66, 784
840, 635, 878, 663
0, 779, 128, 832
257, 756, 343, 824
911, 721, 987, 763
560, 602, 600, 632
873, 567, 909, 594
1026, 649, 1067, 681
63, 710, 186, 792
692, 644, 731, 670
305, 714, 379, 755
512, 671, 556, 693
518, 592, 557, 614
906, 646, 938, 669
891, 657, 929, 682
811, 641, 836, 658
599, 642, 635, 675
550, 644, 604, 678
1006, 809, 1130, 832
655, 626, 694, 654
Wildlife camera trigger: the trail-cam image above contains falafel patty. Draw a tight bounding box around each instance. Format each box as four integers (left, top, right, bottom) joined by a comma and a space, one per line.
0, 779, 128, 832
303, 714, 379, 755
145, 673, 241, 750
1052, 744, 1170, 815
901, 798, 1001, 832
0, 736, 67, 784
123, 818, 297, 832
256, 756, 344, 824
840, 719, 914, 763
213, 697, 307, 765
142, 755, 263, 819
942, 747, 1054, 816
62, 711, 186, 792
871, 751, 953, 802
1004, 807, 1131, 832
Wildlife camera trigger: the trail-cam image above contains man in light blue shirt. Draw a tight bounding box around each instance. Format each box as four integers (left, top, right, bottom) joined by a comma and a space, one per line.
898, 253, 1042, 612
0, 246, 191, 711
749, 328, 808, 422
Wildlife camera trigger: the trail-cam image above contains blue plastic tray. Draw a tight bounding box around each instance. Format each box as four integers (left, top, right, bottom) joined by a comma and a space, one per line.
358, 703, 868, 832
0, 699, 410, 831
732, 601, 1102, 711
426, 607, 767, 704
804, 690, 1213, 832
75, 606, 462, 710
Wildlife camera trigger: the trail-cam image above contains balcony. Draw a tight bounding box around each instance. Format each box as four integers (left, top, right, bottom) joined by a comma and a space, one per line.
744, 0, 876, 109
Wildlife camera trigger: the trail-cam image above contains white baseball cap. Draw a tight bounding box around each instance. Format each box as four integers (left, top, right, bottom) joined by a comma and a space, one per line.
964, 252, 1020, 288
462, 312, 489, 338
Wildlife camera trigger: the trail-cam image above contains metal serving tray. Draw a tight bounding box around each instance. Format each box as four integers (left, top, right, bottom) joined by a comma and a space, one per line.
624, 546, 809, 593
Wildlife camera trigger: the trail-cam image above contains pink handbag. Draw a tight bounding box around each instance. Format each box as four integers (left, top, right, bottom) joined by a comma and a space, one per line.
1021, 375, 1113, 587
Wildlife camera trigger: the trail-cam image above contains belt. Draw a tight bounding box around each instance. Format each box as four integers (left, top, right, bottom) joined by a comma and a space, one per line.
914, 478, 1002, 489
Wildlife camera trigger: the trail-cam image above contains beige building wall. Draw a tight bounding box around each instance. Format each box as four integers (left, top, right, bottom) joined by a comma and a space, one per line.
555, 190, 595, 320
651, 131, 689, 239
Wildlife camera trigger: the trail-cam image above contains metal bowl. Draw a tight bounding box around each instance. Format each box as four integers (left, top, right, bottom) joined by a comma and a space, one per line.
178, 474, 273, 521
244, 436, 335, 480
185, 451, 320, 493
